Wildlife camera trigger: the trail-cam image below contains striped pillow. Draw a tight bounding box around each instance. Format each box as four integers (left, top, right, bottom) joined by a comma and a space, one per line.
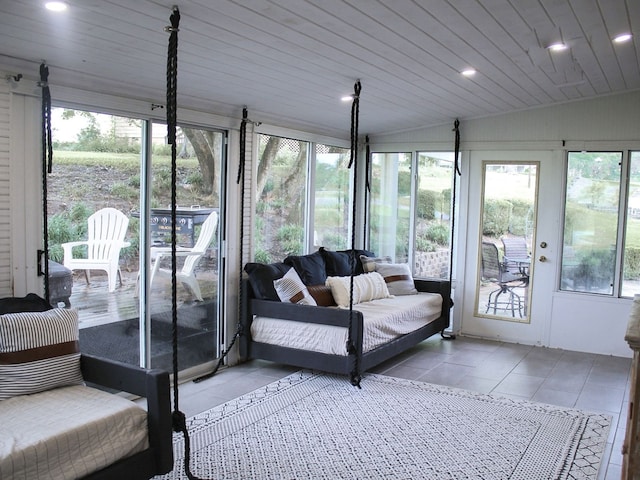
0, 308, 83, 400
360, 254, 392, 273
273, 268, 317, 306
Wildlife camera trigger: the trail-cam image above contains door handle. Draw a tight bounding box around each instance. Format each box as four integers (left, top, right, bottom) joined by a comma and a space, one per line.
539, 255, 547, 262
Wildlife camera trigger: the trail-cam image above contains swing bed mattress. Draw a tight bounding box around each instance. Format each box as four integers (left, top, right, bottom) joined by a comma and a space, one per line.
0, 384, 149, 480
250, 292, 443, 355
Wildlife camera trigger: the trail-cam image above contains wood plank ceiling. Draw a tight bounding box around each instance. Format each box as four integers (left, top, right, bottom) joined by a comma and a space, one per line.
0, 0, 638, 139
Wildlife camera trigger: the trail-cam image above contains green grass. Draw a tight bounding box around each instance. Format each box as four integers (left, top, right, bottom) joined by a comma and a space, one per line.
53, 151, 199, 169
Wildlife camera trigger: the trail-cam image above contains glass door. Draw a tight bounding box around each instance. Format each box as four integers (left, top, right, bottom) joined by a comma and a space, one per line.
461, 151, 560, 345
48, 108, 224, 373
145, 122, 224, 371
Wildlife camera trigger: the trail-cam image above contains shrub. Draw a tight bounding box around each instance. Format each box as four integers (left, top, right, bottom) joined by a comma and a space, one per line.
483, 199, 512, 237
425, 223, 449, 245
276, 224, 304, 256
415, 235, 436, 252
624, 247, 640, 280
417, 189, 437, 220
254, 249, 271, 264
509, 199, 532, 236
322, 232, 347, 250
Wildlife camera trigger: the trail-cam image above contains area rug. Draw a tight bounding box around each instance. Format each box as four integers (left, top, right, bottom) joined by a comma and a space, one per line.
156, 370, 611, 479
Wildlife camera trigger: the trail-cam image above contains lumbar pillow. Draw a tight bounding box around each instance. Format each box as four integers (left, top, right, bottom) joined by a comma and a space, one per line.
325, 272, 391, 307
0, 308, 83, 400
360, 254, 393, 273
274, 268, 317, 306
375, 263, 418, 295
306, 284, 337, 307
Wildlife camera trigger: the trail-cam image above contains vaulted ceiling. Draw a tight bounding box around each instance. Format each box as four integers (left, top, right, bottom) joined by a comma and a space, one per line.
1, 0, 638, 139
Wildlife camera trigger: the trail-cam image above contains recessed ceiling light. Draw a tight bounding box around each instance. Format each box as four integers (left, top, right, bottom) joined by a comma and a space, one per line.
547, 42, 568, 52
45, 1, 68, 12
613, 33, 632, 44
461, 68, 476, 77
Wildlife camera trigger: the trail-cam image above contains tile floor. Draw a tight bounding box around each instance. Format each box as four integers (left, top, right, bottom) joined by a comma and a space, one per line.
173, 335, 632, 480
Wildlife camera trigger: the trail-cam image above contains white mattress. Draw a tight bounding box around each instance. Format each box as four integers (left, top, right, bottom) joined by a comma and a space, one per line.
251, 292, 443, 355
0, 384, 149, 480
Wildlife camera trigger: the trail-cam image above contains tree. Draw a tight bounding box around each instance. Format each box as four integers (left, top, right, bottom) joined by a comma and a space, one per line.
257, 136, 282, 199
181, 128, 222, 201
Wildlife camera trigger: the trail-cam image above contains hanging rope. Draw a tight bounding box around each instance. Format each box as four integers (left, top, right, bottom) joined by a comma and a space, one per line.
40, 63, 53, 302
194, 107, 249, 384
163, 7, 206, 480
347, 80, 362, 388
362, 134, 371, 246
442, 118, 461, 341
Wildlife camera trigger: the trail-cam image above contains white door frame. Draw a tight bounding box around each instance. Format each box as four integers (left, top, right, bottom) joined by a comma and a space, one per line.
460, 150, 561, 346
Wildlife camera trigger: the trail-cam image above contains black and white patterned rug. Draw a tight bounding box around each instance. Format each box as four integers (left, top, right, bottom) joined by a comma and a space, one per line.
157, 371, 611, 479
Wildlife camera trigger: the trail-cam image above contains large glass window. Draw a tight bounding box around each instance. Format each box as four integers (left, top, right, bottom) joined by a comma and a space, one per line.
313, 144, 351, 250
561, 151, 622, 295
369, 151, 455, 280
369, 153, 412, 262
253, 135, 350, 261
48, 107, 224, 372
254, 135, 309, 262
415, 152, 455, 280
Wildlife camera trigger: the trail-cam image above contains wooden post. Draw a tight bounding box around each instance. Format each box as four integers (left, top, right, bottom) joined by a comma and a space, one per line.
623, 295, 640, 479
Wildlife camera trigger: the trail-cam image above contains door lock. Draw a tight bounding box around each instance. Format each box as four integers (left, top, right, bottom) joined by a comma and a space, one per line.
539, 255, 547, 262
540, 241, 547, 248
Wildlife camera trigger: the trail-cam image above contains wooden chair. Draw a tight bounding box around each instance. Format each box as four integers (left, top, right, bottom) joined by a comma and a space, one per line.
138, 211, 218, 301
62, 208, 131, 292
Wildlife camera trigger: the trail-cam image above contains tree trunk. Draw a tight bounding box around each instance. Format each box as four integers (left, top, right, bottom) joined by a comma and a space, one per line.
257, 136, 281, 199
182, 128, 221, 202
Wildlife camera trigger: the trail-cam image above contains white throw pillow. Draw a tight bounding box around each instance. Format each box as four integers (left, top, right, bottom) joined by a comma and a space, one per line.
325, 272, 391, 307
375, 263, 418, 295
273, 268, 317, 306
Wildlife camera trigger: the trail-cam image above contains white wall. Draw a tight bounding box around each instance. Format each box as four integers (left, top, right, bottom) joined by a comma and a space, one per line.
370, 90, 640, 358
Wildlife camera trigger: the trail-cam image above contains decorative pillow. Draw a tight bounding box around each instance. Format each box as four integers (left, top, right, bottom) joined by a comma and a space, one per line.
273, 268, 317, 306
360, 254, 393, 273
283, 251, 327, 285
325, 272, 391, 307
244, 262, 291, 301
319, 248, 375, 276
307, 284, 337, 307
0, 308, 83, 400
375, 263, 418, 295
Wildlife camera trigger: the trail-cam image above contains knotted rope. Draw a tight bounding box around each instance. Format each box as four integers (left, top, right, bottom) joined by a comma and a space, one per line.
347, 80, 362, 388
40, 63, 53, 302
164, 7, 207, 479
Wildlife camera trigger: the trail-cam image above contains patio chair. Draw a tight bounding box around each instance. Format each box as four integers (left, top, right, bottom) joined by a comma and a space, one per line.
501, 236, 530, 276
138, 210, 218, 301
481, 241, 528, 317
62, 208, 131, 292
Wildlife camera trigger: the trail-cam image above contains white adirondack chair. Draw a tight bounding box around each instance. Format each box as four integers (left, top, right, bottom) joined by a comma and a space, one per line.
62, 208, 131, 292
139, 210, 218, 301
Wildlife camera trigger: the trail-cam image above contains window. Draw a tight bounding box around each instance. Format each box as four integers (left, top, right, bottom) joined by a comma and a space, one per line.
369, 151, 454, 280
560, 151, 622, 295
253, 134, 350, 261
312, 144, 351, 250
623, 151, 640, 297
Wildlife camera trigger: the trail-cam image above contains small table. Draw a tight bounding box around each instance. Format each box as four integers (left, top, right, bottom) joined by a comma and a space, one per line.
133, 207, 217, 247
